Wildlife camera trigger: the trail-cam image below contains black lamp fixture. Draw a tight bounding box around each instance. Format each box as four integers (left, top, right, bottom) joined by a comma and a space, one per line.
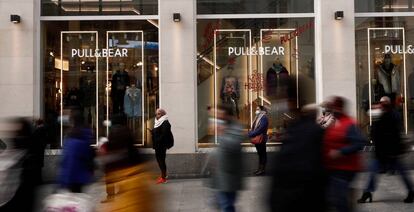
173, 13, 181, 22
334, 11, 344, 20
10, 15, 20, 24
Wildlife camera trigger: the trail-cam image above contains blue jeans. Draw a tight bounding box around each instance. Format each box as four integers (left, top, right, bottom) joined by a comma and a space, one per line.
365, 159, 414, 193
217, 192, 237, 212
328, 171, 356, 212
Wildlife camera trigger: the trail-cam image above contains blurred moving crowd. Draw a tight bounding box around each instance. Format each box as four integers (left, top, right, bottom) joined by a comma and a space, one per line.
209, 95, 413, 212
0, 108, 170, 212
0, 94, 413, 212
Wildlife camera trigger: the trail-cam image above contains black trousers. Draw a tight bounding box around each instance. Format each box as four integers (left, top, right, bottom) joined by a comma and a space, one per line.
155, 148, 167, 178
255, 142, 267, 166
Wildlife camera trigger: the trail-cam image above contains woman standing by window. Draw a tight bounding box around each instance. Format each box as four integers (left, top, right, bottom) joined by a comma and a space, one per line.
248, 106, 269, 176
152, 108, 174, 184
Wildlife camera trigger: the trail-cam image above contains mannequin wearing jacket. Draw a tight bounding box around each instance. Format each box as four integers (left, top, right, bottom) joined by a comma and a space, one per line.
220, 67, 240, 119
266, 59, 289, 99
377, 54, 401, 95
124, 84, 142, 118
112, 63, 130, 114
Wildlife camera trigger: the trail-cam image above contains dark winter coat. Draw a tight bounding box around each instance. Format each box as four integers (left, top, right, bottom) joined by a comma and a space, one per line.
152, 121, 174, 150
270, 116, 326, 212
210, 122, 245, 192
371, 109, 404, 161
58, 128, 95, 187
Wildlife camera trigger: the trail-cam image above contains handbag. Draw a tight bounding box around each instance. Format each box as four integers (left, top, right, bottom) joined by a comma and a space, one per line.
251, 134, 264, 145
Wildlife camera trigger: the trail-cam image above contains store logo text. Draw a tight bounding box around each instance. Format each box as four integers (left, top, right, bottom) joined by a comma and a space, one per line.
384, 45, 414, 54
228, 47, 285, 56
71, 48, 128, 58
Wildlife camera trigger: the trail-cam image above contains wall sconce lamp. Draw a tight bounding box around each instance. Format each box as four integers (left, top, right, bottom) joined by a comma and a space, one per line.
334, 11, 344, 20
173, 13, 181, 22
10, 15, 21, 24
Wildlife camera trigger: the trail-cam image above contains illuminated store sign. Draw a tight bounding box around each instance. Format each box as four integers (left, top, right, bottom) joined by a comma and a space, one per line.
228, 46, 285, 56
384, 45, 414, 54
71, 48, 128, 58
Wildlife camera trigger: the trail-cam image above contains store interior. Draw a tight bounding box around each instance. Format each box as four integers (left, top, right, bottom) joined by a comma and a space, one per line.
197, 18, 316, 145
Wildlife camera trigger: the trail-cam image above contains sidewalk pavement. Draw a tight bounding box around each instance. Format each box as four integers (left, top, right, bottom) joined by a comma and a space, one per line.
35, 171, 414, 212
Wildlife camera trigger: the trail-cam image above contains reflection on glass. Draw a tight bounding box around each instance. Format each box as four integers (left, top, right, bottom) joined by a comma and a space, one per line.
107, 31, 145, 145
356, 0, 412, 12
356, 20, 409, 135
42, 21, 159, 148
60, 32, 99, 145
214, 30, 252, 144
197, 18, 316, 146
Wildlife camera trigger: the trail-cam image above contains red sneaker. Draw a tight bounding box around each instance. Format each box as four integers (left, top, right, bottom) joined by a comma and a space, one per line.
156, 177, 167, 184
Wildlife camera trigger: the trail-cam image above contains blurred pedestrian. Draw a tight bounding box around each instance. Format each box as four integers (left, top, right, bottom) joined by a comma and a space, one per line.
209, 104, 244, 212
269, 104, 326, 212
30, 119, 48, 185
248, 105, 269, 175
101, 114, 132, 202
323, 96, 365, 212
318, 103, 335, 128
58, 109, 95, 193
0, 118, 37, 212
152, 108, 174, 184
100, 114, 156, 211
357, 96, 413, 203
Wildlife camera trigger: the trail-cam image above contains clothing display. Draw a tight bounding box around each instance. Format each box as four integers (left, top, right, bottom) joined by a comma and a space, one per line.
111, 70, 130, 114
220, 76, 240, 118
124, 86, 142, 118
65, 88, 83, 108
362, 81, 385, 111
377, 63, 401, 94
79, 76, 96, 107
266, 63, 289, 99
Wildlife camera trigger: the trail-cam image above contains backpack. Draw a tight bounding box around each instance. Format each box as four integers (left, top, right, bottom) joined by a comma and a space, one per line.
167, 131, 174, 149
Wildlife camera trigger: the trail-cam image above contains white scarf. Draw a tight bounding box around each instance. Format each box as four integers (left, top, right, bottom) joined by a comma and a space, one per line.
252, 111, 266, 130
154, 115, 168, 128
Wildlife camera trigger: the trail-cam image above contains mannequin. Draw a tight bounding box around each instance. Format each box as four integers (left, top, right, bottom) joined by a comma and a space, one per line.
220, 66, 240, 119
124, 84, 142, 118
266, 58, 291, 141
124, 84, 142, 140
376, 54, 400, 95
80, 76, 96, 126
266, 57, 289, 99
111, 63, 130, 114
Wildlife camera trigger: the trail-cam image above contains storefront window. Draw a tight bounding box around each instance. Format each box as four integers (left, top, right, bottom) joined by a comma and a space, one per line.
355, 17, 414, 135
356, 0, 414, 12
42, 20, 159, 148
41, 0, 158, 16
197, 0, 314, 14
197, 18, 315, 146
